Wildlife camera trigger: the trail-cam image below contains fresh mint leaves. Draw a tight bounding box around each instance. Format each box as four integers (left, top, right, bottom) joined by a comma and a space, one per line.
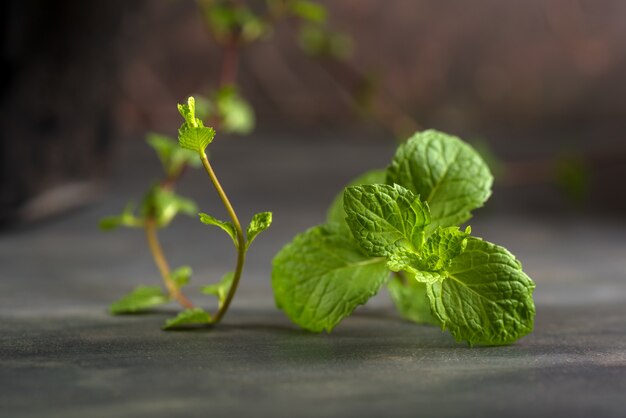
272, 130, 535, 345
178, 96, 272, 327
101, 96, 272, 329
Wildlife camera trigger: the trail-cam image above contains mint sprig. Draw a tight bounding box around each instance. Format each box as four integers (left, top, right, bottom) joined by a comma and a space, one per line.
272, 130, 536, 346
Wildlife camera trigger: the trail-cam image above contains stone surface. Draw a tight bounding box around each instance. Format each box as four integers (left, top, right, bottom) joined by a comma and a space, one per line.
1, 135, 625, 417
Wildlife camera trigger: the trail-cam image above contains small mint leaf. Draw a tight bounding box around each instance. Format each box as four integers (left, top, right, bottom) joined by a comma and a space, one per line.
177, 96, 216, 152
171, 266, 192, 288
163, 308, 212, 330
199, 213, 238, 247
99, 202, 143, 231
146, 133, 200, 176
201, 272, 234, 309
109, 286, 169, 315
215, 86, 255, 135
344, 184, 430, 258
246, 211, 272, 249
177, 96, 199, 127
272, 224, 389, 332
142, 187, 197, 228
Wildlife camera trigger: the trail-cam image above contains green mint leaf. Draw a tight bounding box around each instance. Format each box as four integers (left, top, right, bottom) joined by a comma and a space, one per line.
177, 96, 200, 127
326, 169, 386, 226
215, 86, 255, 135
272, 224, 389, 332
199, 213, 238, 247
290, 0, 327, 24
246, 211, 272, 249
420, 226, 471, 272
178, 126, 216, 154
146, 133, 201, 176
171, 265, 192, 288
387, 130, 493, 232
426, 237, 536, 346
163, 308, 212, 330
109, 286, 170, 315
99, 202, 143, 231
177, 96, 216, 152
344, 184, 430, 258
201, 272, 234, 309
388, 276, 440, 326
386, 225, 469, 284
142, 187, 197, 228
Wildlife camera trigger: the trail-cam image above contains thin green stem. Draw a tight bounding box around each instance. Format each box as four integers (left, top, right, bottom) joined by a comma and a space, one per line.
145, 218, 195, 309
199, 151, 246, 324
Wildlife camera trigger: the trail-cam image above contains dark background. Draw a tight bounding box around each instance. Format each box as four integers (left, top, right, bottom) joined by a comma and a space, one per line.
2, 0, 626, 224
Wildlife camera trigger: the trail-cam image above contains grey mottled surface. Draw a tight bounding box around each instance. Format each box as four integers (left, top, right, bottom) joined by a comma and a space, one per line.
1, 135, 625, 417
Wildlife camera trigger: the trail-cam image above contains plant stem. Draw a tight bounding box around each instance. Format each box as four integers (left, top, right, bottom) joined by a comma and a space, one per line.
199, 151, 246, 324
145, 218, 195, 309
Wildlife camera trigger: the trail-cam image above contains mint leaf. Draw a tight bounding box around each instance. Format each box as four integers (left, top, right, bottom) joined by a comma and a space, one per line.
201, 272, 234, 309
99, 202, 143, 231
426, 237, 536, 346
171, 265, 192, 288
142, 186, 197, 228
246, 211, 272, 249
215, 86, 255, 135
177, 96, 216, 152
420, 226, 471, 272
109, 286, 169, 315
272, 224, 389, 332
163, 308, 212, 330
387, 130, 493, 232
388, 276, 440, 326
326, 169, 386, 225
199, 212, 237, 247
344, 184, 430, 258
146, 133, 201, 176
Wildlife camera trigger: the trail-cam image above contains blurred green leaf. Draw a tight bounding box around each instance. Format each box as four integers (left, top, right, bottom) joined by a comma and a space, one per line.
163, 308, 212, 330
109, 286, 169, 314
298, 24, 352, 59
215, 86, 255, 135
142, 186, 197, 228
99, 202, 143, 231
201, 272, 234, 309
171, 265, 193, 288
146, 133, 201, 176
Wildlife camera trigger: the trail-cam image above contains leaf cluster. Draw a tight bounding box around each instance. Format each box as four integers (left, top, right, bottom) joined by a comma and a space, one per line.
272, 130, 536, 346
99, 134, 200, 232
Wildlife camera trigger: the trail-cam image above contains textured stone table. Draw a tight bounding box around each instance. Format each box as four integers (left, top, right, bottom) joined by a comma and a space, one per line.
1, 135, 625, 417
